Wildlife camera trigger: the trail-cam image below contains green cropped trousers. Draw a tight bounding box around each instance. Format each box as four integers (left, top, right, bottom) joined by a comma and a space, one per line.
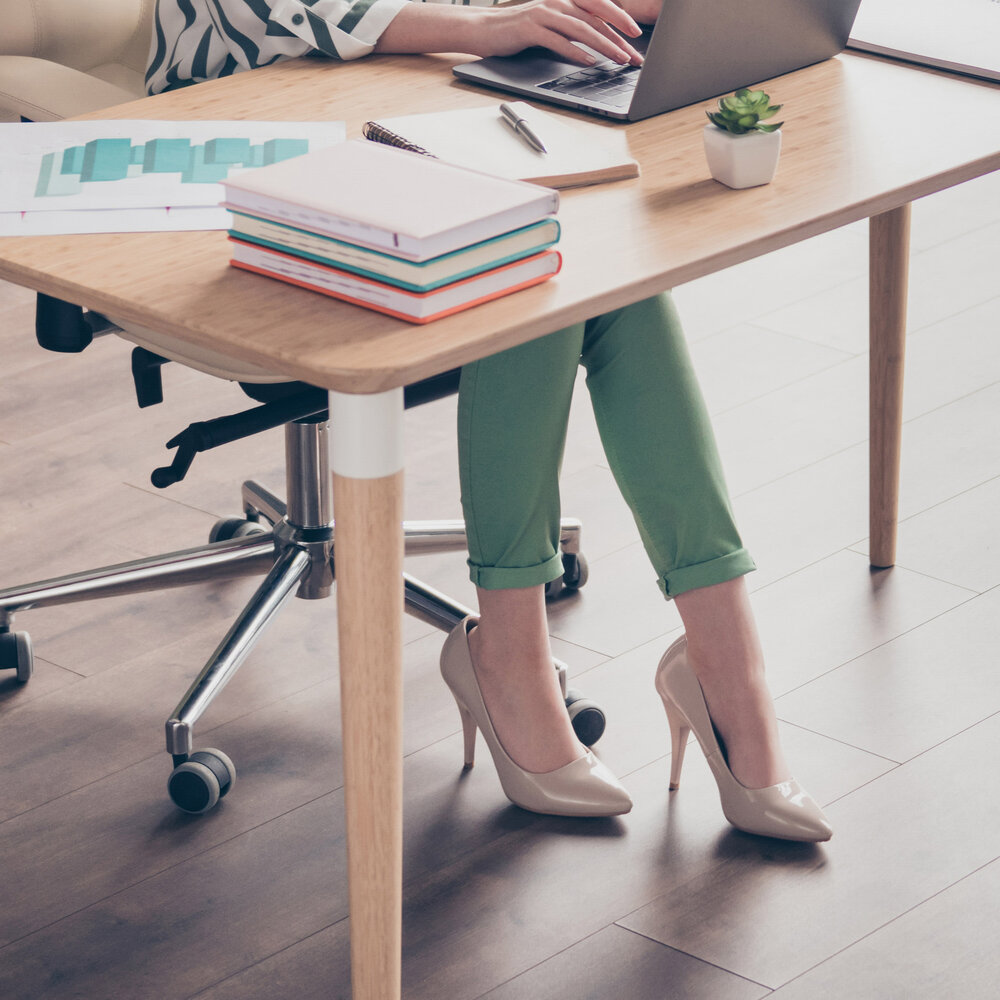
457, 293, 756, 599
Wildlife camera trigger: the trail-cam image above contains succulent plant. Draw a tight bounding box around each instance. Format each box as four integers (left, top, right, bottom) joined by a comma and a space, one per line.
706, 89, 784, 135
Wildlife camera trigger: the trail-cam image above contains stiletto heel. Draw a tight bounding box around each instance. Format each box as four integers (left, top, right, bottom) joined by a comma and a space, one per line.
655, 635, 833, 842
440, 616, 632, 817
662, 698, 690, 791
458, 702, 477, 770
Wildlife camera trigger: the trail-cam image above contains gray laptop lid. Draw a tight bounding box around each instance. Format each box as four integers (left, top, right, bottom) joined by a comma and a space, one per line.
454, 0, 864, 122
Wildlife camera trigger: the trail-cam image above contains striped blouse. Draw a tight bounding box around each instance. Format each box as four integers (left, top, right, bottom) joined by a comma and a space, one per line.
146, 0, 496, 95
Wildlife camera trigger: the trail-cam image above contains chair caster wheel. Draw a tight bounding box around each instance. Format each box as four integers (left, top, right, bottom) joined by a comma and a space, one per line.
566, 688, 606, 747
545, 552, 589, 599
0, 631, 33, 684
209, 517, 268, 543
167, 748, 236, 814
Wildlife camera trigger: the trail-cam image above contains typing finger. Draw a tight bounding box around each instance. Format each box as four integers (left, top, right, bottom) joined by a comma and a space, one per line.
541, 10, 642, 65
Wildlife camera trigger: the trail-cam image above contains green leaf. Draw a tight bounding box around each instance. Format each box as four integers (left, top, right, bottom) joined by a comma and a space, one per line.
710, 89, 784, 133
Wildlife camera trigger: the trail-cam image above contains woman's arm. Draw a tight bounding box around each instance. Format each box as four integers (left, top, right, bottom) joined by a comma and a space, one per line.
375, 0, 645, 66
147, 0, 650, 95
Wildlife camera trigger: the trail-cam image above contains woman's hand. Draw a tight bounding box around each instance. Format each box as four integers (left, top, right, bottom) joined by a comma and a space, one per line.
472, 0, 645, 66
377, 0, 644, 66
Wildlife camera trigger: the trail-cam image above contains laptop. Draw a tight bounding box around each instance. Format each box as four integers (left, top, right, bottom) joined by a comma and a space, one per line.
454, 0, 864, 122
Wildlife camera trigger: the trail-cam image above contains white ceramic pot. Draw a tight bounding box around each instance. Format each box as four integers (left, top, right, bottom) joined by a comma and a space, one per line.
702, 124, 782, 189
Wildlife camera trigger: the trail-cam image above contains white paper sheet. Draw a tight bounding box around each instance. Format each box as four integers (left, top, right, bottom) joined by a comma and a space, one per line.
0, 120, 346, 235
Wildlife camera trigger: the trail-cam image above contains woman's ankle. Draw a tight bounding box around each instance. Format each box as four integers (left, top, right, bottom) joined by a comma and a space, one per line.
467, 620, 583, 774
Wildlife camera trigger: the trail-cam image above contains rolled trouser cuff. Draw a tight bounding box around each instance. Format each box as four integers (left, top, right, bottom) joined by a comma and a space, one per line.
660, 548, 756, 599
468, 552, 565, 591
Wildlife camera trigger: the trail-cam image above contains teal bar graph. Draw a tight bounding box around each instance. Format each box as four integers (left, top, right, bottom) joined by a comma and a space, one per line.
34, 134, 314, 198
81, 139, 134, 181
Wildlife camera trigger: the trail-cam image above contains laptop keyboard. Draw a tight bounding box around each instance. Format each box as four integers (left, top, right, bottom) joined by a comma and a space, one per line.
537, 62, 641, 108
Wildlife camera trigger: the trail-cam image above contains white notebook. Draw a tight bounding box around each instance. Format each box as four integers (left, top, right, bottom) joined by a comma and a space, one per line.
363, 102, 639, 189
221, 139, 559, 261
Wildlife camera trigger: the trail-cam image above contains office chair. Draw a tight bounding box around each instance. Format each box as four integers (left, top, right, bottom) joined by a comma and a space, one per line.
0, 295, 594, 814
0, 0, 152, 122
0, 0, 600, 813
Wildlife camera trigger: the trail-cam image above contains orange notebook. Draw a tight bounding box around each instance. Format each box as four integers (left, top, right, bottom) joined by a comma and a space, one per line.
229, 237, 561, 324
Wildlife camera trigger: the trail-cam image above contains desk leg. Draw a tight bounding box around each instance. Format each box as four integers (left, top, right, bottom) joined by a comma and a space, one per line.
869, 204, 911, 569
329, 388, 405, 1000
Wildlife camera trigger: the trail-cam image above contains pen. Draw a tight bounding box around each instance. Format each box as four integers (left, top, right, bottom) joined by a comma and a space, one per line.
499, 103, 548, 154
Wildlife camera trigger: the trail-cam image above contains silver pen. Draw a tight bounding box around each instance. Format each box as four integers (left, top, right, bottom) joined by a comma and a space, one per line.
499, 103, 548, 154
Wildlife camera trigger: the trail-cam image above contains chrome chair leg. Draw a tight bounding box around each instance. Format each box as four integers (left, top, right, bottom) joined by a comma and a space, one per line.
400, 517, 582, 555
0, 533, 276, 629
163, 545, 312, 814
403, 573, 474, 632
165, 545, 313, 758
241, 480, 286, 526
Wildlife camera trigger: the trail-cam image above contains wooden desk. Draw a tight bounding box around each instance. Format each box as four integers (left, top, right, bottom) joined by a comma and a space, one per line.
1, 52, 998, 1000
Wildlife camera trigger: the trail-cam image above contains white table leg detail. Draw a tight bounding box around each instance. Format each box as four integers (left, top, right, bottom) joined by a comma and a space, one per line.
329, 387, 405, 1000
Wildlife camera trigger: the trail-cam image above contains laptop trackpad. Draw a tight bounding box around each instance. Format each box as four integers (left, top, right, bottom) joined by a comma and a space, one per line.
461, 48, 584, 87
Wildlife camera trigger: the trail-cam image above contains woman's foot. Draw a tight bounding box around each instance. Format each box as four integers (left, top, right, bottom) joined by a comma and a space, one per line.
656, 636, 831, 842
468, 615, 584, 774
440, 616, 632, 816
683, 641, 790, 790
675, 577, 789, 790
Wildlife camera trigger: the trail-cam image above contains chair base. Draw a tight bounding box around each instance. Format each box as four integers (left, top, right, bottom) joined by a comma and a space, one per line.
0, 416, 596, 812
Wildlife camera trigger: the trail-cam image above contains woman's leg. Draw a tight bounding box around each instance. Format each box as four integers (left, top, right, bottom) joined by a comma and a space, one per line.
674, 577, 788, 788
580, 294, 755, 598
580, 295, 786, 788
458, 324, 588, 773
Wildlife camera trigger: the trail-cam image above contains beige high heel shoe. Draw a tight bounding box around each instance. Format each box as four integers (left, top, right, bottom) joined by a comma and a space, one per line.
655, 635, 832, 842
440, 617, 633, 817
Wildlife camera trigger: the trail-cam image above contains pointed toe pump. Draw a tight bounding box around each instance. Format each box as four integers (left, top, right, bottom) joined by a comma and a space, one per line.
440, 617, 632, 817
655, 636, 832, 843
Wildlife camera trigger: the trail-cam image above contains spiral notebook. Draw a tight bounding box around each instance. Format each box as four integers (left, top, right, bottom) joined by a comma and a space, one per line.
362, 102, 638, 189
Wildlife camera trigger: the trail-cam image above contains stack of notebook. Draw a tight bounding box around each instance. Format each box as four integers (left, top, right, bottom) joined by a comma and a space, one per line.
221, 139, 562, 324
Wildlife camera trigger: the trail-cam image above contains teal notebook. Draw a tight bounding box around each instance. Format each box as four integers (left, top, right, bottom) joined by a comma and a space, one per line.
228, 212, 560, 292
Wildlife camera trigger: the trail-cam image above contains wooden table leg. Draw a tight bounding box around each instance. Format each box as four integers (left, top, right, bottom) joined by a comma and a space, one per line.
329, 388, 405, 1000
869, 204, 912, 569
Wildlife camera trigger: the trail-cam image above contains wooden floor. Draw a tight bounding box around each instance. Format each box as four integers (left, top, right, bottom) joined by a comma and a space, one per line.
2, 164, 999, 999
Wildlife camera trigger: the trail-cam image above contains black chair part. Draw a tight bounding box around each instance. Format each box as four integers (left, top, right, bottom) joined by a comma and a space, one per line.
150, 368, 463, 488
35, 293, 463, 488
35, 293, 119, 354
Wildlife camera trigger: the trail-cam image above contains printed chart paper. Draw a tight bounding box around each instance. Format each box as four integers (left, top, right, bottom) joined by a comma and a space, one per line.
0, 120, 346, 236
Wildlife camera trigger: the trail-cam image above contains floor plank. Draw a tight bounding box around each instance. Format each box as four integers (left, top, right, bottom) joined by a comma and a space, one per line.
618, 712, 1000, 987
768, 858, 1000, 999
